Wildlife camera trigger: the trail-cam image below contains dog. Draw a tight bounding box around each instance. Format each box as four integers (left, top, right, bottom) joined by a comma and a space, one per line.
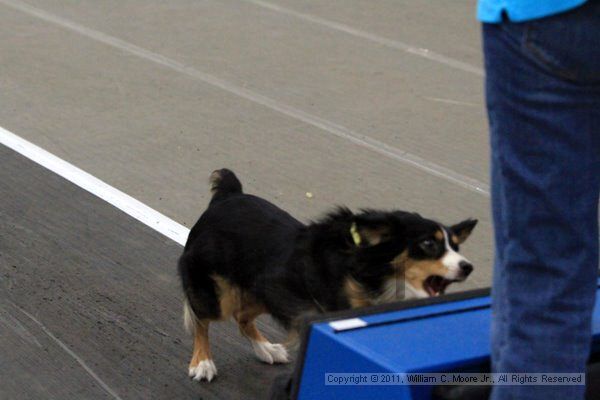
178, 169, 477, 381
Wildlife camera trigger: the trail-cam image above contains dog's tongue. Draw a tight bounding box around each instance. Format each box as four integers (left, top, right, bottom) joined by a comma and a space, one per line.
425, 284, 437, 297
424, 276, 451, 296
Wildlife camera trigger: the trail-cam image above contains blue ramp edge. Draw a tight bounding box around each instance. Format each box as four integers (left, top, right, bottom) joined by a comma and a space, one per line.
294, 279, 600, 400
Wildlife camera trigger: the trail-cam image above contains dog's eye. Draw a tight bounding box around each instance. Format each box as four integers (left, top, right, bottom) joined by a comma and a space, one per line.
419, 239, 437, 253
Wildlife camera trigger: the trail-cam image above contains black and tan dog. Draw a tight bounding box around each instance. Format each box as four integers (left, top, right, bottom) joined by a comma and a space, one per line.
178, 169, 477, 381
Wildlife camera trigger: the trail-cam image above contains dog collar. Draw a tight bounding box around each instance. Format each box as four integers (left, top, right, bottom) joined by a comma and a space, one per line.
350, 222, 362, 246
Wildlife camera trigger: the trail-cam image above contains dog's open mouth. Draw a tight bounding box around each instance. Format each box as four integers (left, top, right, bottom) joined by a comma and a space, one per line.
423, 275, 456, 297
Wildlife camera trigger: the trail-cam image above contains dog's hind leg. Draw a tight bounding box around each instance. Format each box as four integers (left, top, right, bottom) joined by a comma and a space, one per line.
179, 251, 221, 381
235, 302, 290, 364
188, 319, 217, 381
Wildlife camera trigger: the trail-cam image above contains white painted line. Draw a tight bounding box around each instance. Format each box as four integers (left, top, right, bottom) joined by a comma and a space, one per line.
0, 0, 490, 197
240, 0, 484, 77
423, 96, 481, 108
0, 126, 190, 246
0, 305, 42, 348
9, 300, 124, 400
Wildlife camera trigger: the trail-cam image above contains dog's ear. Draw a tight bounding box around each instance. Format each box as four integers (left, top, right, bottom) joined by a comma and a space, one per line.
450, 219, 478, 244
351, 214, 392, 247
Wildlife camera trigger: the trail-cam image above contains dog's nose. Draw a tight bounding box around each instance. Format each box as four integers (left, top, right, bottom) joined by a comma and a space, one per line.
459, 261, 473, 276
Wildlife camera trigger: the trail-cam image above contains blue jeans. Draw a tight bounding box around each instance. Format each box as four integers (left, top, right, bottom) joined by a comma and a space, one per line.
483, 2, 600, 399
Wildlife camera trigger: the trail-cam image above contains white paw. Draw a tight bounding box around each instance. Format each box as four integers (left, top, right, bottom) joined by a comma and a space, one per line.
190, 359, 217, 382
251, 341, 290, 364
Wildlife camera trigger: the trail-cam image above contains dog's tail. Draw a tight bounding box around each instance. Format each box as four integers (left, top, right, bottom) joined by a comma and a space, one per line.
209, 168, 242, 202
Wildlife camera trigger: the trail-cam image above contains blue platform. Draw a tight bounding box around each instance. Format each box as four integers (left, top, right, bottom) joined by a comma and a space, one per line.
292, 279, 600, 400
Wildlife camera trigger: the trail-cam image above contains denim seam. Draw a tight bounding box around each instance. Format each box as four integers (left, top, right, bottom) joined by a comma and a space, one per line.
522, 26, 581, 83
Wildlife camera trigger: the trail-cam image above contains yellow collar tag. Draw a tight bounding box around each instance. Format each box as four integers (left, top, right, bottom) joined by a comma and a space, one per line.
350, 222, 362, 246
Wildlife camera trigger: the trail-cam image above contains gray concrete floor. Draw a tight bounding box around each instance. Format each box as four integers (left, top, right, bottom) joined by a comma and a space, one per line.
1, 147, 290, 399
0, 1, 491, 398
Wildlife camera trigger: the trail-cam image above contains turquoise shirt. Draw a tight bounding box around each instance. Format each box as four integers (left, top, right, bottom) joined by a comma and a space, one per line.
477, 0, 587, 22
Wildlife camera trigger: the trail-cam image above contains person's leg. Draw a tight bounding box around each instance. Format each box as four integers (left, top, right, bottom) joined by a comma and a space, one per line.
489, 112, 509, 368
483, 3, 600, 399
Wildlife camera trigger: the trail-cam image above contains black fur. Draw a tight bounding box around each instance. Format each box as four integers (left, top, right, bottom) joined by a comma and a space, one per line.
178, 169, 476, 330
